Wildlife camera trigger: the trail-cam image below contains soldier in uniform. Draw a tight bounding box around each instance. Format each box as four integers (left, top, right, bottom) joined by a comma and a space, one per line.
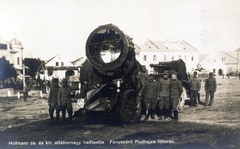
157, 70, 171, 121
48, 78, 60, 125
170, 71, 183, 121
143, 75, 158, 120
58, 78, 73, 124
136, 65, 149, 120
204, 72, 217, 106
189, 71, 201, 106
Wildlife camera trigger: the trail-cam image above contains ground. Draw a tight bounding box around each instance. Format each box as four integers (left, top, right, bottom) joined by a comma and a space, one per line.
0, 77, 239, 149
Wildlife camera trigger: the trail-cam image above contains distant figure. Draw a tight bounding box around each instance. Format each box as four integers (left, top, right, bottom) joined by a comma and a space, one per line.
189, 71, 201, 106
204, 72, 217, 106
143, 75, 158, 120
58, 78, 73, 124
170, 71, 183, 121
48, 78, 60, 125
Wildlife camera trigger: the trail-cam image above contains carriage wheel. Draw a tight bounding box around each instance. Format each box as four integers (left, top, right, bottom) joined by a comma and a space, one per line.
119, 89, 141, 124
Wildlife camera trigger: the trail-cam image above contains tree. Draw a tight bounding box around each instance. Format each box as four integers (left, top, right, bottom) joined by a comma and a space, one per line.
0, 57, 17, 81
23, 58, 43, 78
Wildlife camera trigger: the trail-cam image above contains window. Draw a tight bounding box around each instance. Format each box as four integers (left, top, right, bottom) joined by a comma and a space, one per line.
178, 55, 182, 60
17, 57, 20, 65
153, 55, 156, 61
191, 56, 194, 61
213, 69, 216, 73
0, 44, 7, 50
61, 62, 64, 66
56, 62, 59, 66
143, 55, 147, 61
164, 55, 167, 61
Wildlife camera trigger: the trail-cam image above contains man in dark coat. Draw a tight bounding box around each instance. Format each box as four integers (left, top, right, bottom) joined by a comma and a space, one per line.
157, 70, 171, 121
170, 71, 183, 121
143, 75, 158, 120
48, 78, 60, 125
189, 71, 201, 106
58, 78, 73, 124
204, 72, 217, 106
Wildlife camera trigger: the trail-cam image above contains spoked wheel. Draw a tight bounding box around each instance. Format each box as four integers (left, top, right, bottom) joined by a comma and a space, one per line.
119, 89, 142, 124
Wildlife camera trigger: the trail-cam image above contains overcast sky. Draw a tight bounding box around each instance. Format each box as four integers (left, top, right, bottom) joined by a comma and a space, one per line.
0, 0, 240, 61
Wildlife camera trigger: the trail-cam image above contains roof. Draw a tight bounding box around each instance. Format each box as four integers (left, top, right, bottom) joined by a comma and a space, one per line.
71, 57, 86, 67
140, 39, 198, 52
216, 50, 237, 60
9, 38, 23, 49
45, 54, 74, 67
134, 44, 141, 54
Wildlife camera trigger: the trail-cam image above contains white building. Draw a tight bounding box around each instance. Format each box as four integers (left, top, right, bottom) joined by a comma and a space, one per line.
136, 40, 199, 73
199, 50, 240, 76
199, 53, 226, 76
45, 54, 78, 81
0, 38, 24, 74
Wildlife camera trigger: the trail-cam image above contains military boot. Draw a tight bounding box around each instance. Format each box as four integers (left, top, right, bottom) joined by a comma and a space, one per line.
174, 110, 178, 121
168, 109, 173, 119
49, 116, 54, 126
62, 115, 67, 125
56, 114, 59, 125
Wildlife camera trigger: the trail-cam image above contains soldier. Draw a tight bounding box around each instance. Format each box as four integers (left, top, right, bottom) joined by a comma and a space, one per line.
204, 72, 217, 106
136, 65, 149, 120
143, 75, 158, 120
58, 78, 73, 124
189, 71, 201, 107
170, 71, 183, 121
48, 78, 60, 125
157, 70, 171, 121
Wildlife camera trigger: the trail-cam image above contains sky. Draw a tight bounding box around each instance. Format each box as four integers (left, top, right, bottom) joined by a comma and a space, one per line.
0, 0, 240, 61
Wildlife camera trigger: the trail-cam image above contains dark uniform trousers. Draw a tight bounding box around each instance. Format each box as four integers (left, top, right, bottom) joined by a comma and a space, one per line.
158, 96, 170, 118
205, 91, 214, 106
61, 103, 73, 124
190, 90, 199, 105
170, 96, 179, 120
49, 103, 60, 123
145, 97, 157, 117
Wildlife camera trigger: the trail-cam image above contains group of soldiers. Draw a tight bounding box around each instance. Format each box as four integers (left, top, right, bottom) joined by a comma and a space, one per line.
48, 67, 217, 124
138, 67, 217, 122
48, 78, 74, 126
189, 71, 217, 107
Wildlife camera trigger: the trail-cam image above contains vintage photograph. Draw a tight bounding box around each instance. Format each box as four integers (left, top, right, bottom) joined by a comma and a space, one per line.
0, 0, 239, 148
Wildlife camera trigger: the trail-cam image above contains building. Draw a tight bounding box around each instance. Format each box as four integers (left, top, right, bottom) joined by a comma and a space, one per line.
0, 38, 24, 74
44, 54, 78, 81
199, 53, 226, 76
199, 49, 240, 76
136, 39, 199, 73
216, 50, 239, 74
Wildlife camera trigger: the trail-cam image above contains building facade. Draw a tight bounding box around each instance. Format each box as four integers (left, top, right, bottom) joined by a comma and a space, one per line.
216, 50, 239, 74
44, 54, 79, 81
136, 40, 199, 73
0, 38, 24, 74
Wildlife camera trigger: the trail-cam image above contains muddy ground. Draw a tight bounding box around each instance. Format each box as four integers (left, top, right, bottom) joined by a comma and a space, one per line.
0, 77, 239, 149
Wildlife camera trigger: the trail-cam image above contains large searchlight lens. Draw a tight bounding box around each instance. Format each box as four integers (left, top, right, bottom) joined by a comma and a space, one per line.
86, 24, 131, 72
